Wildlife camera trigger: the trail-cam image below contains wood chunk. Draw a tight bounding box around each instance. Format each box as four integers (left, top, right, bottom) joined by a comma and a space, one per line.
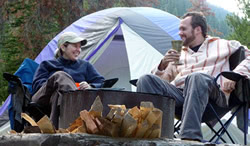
106, 108, 116, 120
152, 108, 163, 136
148, 124, 161, 138
89, 96, 103, 117
67, 117, 83, 132
140, 101, 154, 108
108, 104, 126, 110
134, 120, 149, 138
111, 113, 123, 126
96, 117, 119, 137
9, 130, 17, 134
128, 106, 141, 120
143, 127, 152, 138
140, 102, 155, 120
94, 117, 104, 132
37, 115, 56, 134
21, 113, 38, 126
71, 125, 87, 133
144, 111, 157, 127
80, 110, 99, 134
121, 112, 137, 137
110, 108, 124, 125
23, 126, 41, 133
56, 128, 69, 133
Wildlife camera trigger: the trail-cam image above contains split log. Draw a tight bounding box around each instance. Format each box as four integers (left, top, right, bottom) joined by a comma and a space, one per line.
80, 110, 99, 134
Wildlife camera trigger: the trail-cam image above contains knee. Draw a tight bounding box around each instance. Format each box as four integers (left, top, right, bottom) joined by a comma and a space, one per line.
186, 73, 214, 85
137, 74, 156, 85
52, 71, 71, 78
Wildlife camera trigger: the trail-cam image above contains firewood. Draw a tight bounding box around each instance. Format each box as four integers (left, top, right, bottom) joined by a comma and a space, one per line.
108, 104, 126, 110
111, 113, 123, 126
67, 117, 83, 132
56, 128, 69, 133
96, 117, 119, 137
148, 124, 161, 138
89, 96, 103, 117
23, 126, 41, 133
140, 102, 154, 120
121, 112, 137, 137
80, 110, 99, 134
106, 108, 116, 120
37, 115, 56, 134
108, 104, 127, 117
152, 108, 163, 135
144, 111, 157, 127
128, 106, 141, 121
21, 113, 38, 126
71, 125, 87, 133
134, 120, 149, 138
140, 101, 154, 108
9, 130, 17, 134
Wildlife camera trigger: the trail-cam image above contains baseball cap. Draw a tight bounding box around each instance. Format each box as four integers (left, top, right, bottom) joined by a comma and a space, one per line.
57, 32, 87, 48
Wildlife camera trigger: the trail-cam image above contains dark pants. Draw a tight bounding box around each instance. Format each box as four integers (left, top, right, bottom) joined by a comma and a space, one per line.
136, 73, 238, 141
32, 71, 77, 128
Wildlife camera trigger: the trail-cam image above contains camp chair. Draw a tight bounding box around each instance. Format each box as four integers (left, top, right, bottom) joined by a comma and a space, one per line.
173, 46, 249, 144
130, 46, 249, 145
3, 58, 119, 132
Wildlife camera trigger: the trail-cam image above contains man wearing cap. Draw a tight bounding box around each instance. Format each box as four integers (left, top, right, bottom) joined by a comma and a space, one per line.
32, 32, 104, 128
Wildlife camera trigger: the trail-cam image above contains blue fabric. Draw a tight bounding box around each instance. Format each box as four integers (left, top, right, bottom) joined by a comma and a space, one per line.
8, 58, 38, 129
14, 58, 39, 93
32, 57, 105, 94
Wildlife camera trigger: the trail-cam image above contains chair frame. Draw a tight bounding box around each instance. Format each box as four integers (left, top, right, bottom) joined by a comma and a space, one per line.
173, 46, 249, 145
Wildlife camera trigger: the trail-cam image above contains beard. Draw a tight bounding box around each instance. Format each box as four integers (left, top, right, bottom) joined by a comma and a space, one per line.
183, 30, 195, 47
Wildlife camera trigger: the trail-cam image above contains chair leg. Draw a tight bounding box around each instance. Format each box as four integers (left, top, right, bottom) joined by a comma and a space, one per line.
206, 123, 227, 143
174, 120, 181, 138
243, 103, 248, 145
208, 103, 238, 144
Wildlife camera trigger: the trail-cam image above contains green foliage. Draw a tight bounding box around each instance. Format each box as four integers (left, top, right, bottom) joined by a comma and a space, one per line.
226, 0, 250, 48
0, 23, 25, 101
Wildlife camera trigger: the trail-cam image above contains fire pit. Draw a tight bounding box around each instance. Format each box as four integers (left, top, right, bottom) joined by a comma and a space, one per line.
59, 89, 175, 138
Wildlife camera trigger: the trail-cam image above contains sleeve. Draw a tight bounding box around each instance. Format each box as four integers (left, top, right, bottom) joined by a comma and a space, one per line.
32, 61, 50, 94
85, 62, 105, 88
230, 41, 250, 79
151, 62, 178, 82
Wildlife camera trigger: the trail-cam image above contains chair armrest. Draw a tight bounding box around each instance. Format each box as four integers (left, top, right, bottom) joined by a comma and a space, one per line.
129, 79, 138, 87
221, 71, 245, 82
102, 78, 119, 88
215, 71, 246, 83
3, 72, 22, 85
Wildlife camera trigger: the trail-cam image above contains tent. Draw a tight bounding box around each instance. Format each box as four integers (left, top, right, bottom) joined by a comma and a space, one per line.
35, 7, 181, 91
0, 7, 180, 131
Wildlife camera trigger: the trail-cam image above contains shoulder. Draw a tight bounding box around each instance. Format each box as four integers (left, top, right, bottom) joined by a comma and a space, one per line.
77, 59, 91, 66
39, 59, 60, 68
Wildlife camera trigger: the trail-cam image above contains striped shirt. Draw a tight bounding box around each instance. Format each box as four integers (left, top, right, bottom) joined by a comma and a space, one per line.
152, 36, 250, 89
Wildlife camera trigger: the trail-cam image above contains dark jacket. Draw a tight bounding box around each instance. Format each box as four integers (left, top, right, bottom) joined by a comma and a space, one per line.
32, 57, 104, 94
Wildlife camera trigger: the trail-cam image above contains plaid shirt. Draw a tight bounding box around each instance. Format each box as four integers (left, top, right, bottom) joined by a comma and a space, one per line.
152, 36, 250, 89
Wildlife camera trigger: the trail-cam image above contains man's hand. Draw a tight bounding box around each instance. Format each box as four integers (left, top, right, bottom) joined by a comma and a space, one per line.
158, 49, 180, 71
79, 81, 92, 90
221, 78, 236, 95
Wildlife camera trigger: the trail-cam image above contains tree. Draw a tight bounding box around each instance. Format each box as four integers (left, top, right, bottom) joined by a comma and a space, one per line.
188, 0, 223, 36
0, 0, 159, 102
226, 0, 250, 48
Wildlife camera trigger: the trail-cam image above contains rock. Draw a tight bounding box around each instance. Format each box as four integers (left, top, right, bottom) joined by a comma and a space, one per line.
0, 133, 240, 146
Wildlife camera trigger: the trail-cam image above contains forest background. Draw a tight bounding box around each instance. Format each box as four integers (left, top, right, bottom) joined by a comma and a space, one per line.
0, 0, 249, 102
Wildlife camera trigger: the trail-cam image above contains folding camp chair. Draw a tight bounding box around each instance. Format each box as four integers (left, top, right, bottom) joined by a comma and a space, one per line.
130, 46, 249, 145
173, 46, 249, 144
3, 58, 119, 132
